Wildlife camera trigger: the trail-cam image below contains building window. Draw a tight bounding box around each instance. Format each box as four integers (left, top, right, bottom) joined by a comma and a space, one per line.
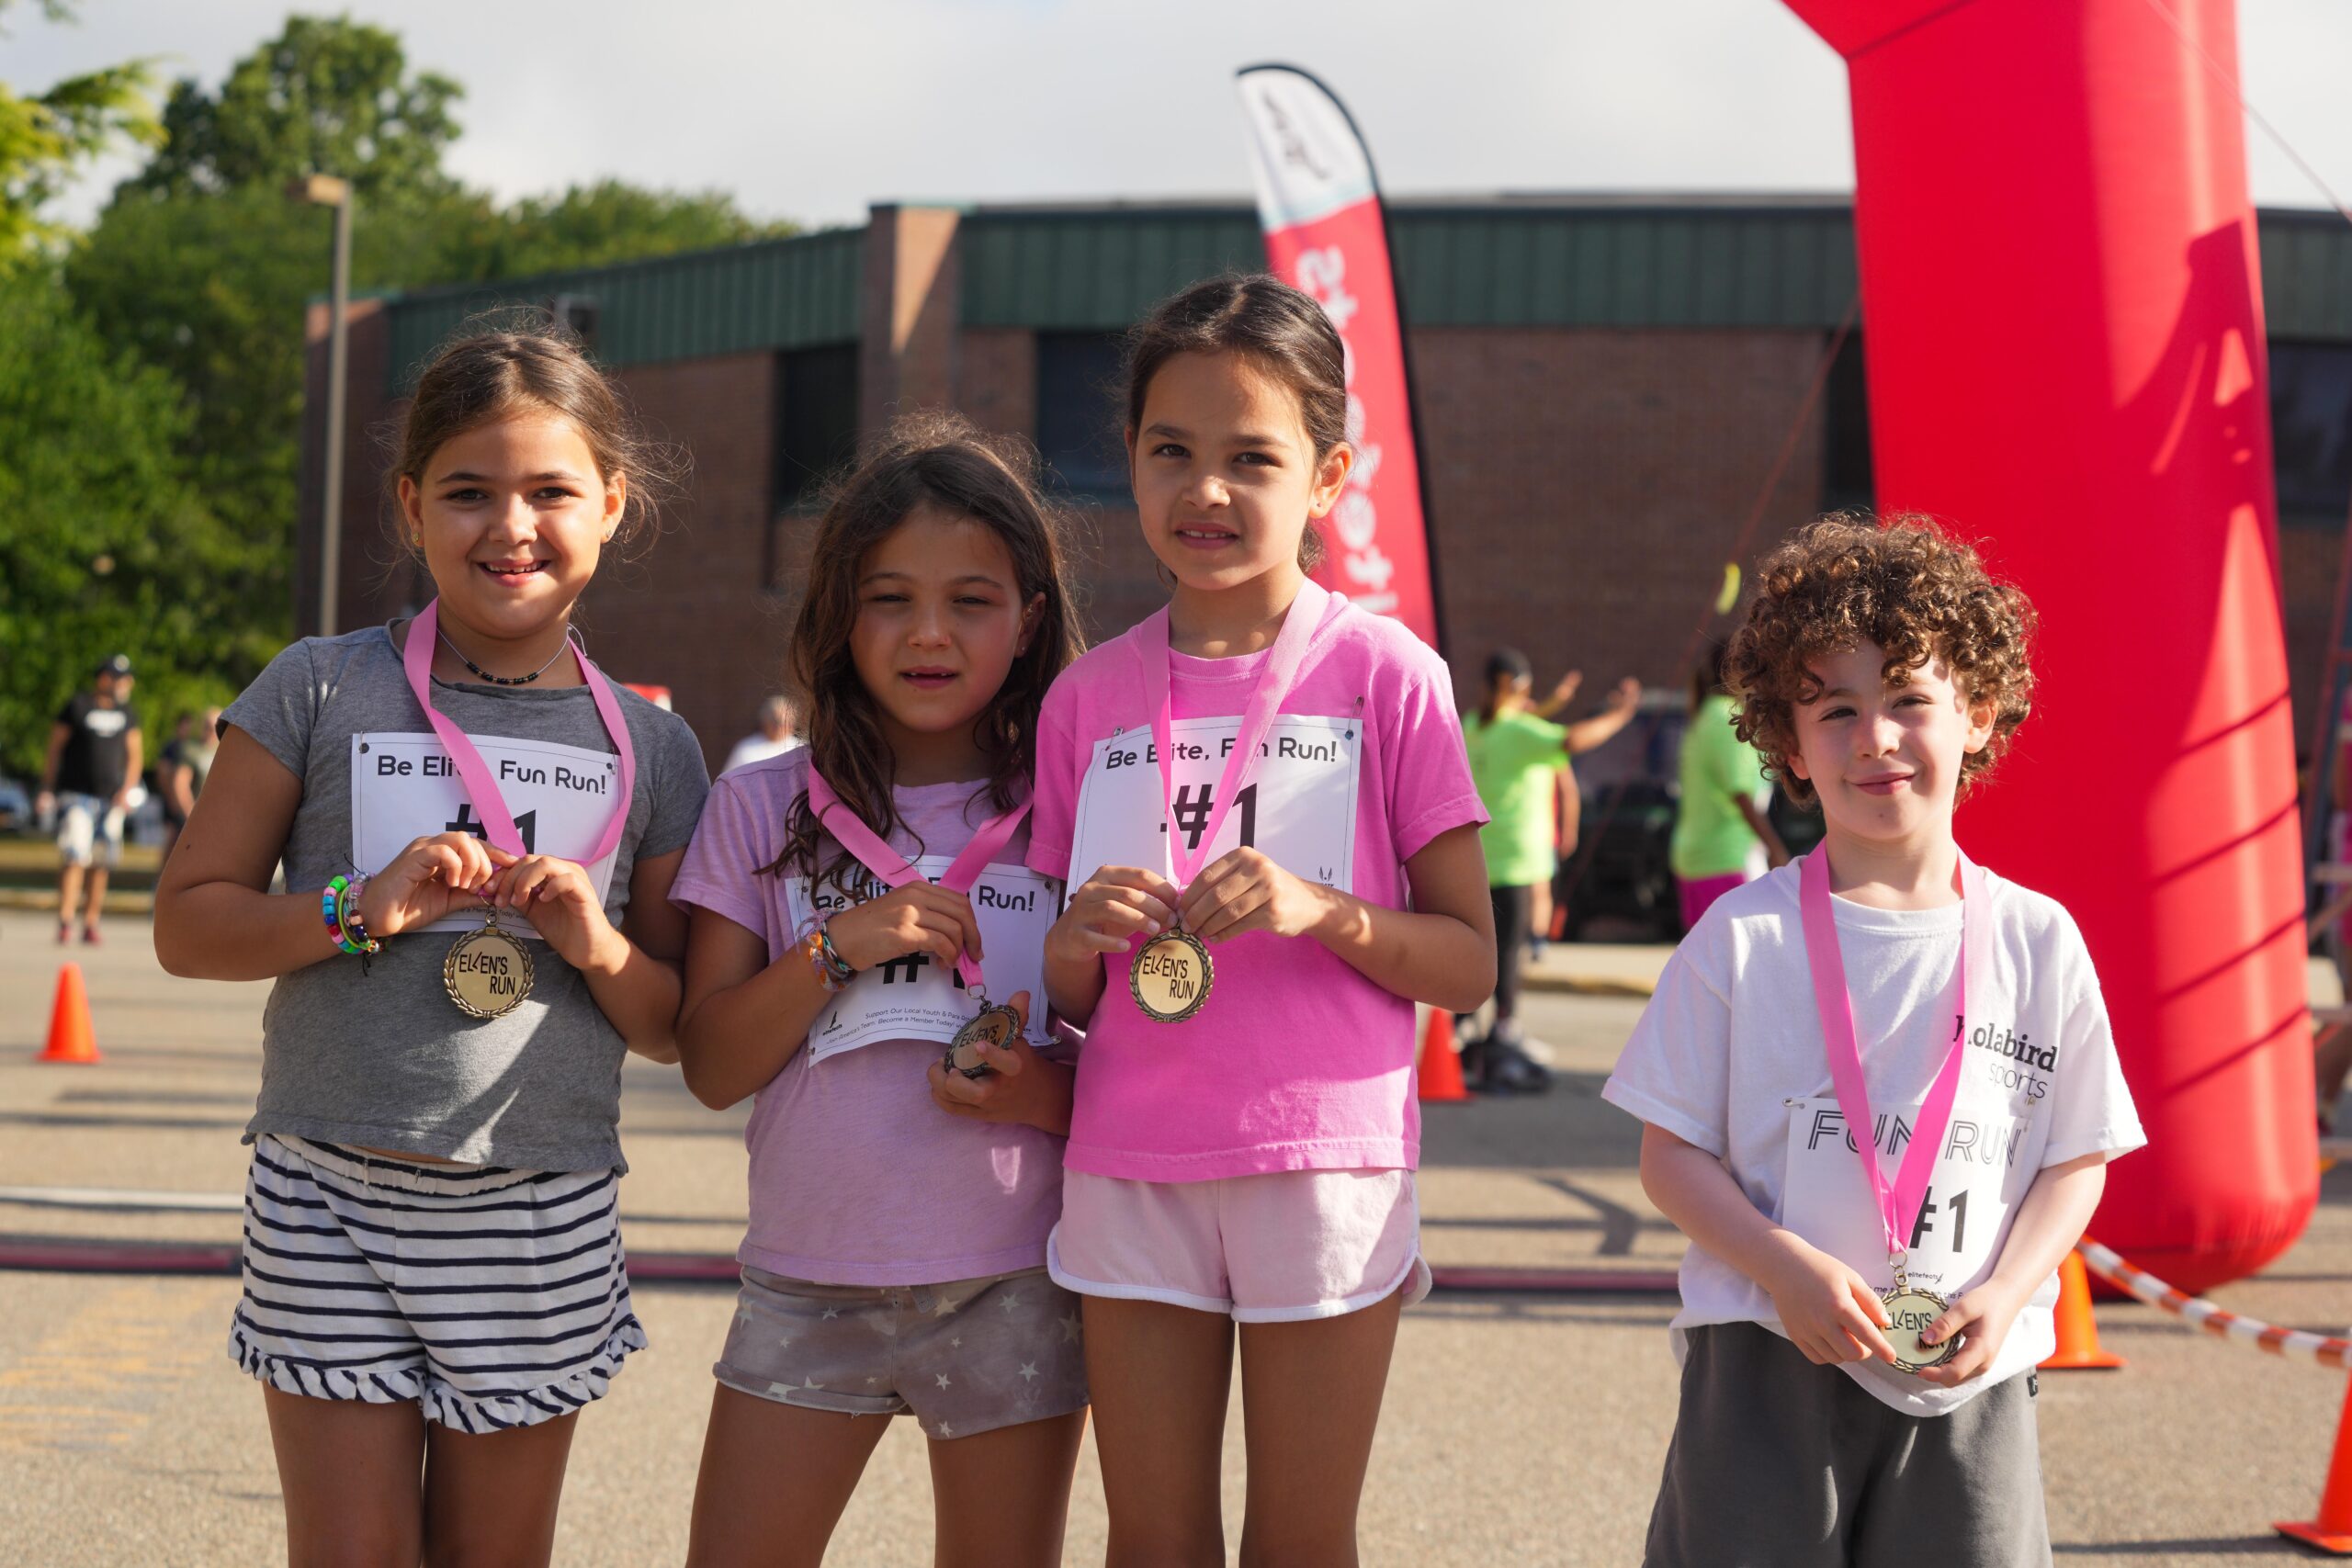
1035, 332, 1128, 499
774, 344, 861, 513
2272, 342, 2352, 527
1821, 330, 1873, 515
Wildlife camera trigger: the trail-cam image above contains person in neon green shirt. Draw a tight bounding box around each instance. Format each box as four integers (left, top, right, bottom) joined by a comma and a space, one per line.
1461, 649, 1640, 1092
1671, 638, 1787, 928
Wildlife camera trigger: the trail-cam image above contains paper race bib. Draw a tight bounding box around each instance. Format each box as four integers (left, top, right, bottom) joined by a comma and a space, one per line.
350, 731, 624, 936
786, 856, 1057, 1062
1780, 1095, 2035, 1298
1064, 714, 1362, 903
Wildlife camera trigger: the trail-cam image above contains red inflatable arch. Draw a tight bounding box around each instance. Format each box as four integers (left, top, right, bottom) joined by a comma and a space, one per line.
1780, 0, 2316, 1291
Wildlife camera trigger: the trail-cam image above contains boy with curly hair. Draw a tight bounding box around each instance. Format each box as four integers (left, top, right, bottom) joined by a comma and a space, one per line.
1605, 514, 2144, 1566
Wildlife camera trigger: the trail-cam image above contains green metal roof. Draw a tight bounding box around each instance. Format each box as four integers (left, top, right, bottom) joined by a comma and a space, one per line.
958, 208, 1265, 329
1392, 204, 1860, 328
383, 228, 862, 392
956, 198, 1861, 332
375, 201, 2352, 392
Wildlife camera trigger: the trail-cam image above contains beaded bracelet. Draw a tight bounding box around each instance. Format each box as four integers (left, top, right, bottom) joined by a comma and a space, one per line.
807, 924, 855, 992
321, 875, 379, 958
336, 876, 379, 953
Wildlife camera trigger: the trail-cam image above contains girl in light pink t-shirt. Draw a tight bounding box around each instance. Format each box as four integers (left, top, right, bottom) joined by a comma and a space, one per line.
670, 418, 1091, 1567
1031, 276, 1496, 1556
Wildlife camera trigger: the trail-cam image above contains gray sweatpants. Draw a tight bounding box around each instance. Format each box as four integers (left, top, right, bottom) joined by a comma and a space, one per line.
1644, 1321, 2052, 1568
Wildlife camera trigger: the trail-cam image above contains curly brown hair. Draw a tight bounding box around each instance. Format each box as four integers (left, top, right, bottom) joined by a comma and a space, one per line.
1725, 513, 2037, 807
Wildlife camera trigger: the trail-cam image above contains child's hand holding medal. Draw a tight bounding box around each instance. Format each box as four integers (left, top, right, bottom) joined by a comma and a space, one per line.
359, 829, 515, 937
1758, 1236, 1900, 1368
925, 992, 1072, 1134
1046, 866, 1181, 961
486, 854, 625, 975
1176, 846, 1334, 943
1905, 1275, 2030, 1387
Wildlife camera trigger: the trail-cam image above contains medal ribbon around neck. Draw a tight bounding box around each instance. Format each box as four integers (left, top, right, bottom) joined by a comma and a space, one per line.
401, 598, 639, 863
1797, 844, 1987, 1280
1136, 578, 1332, 892
804, 770, 1030, 993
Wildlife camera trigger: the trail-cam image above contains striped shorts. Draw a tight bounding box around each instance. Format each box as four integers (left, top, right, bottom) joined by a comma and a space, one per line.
229, 1134, 645, 1432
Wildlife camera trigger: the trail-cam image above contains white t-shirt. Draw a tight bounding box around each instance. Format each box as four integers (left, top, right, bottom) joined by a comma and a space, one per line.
1602, 860, 2145, 1416
720, 732, 802, 776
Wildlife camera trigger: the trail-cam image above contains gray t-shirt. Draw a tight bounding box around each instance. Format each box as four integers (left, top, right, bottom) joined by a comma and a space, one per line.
223, 626, 710, 1170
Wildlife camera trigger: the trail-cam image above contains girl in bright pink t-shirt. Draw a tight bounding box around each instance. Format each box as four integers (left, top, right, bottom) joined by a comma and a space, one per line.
1030, 276, 1497, 1556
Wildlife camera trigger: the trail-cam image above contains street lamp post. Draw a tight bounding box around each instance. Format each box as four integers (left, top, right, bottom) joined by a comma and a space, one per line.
289, 174, 353, 637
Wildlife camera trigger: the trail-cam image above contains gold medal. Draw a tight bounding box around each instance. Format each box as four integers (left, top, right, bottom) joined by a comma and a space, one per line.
1879, 1285, 1958, 1373
443, 904, 535, 1020
944, 992, 1023, 1079
1130, 927, 1212, 1023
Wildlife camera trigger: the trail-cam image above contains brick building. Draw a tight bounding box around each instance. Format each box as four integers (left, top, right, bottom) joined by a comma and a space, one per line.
300, 196, 2352, 773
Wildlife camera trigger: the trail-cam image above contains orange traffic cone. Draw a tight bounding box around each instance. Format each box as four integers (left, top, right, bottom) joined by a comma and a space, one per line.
2039, 1248, 2123, 1371
1417, 1009, 1468, 1102
38, 963, 100, 1065
2278, 1372, 2352, 1552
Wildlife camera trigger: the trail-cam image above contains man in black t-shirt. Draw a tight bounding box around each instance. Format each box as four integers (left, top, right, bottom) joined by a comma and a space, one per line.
37, 655, 141, 944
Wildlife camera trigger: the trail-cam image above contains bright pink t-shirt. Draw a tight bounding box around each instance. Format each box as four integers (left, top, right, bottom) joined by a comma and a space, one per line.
670, 750, 1069, 1285
1029, 587, 1487, 1182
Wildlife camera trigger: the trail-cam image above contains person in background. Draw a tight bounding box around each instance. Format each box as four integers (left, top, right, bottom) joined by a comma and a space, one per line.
37, 654, 141, 945
158, 706, 224, 863
721, 694, 801, 775
1671, 637, 1788, 928
1463, 649, 1640, 1092
1528, 769, 1578, 960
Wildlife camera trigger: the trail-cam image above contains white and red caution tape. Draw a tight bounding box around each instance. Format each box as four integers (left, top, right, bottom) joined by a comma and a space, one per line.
2079, 1238, 2351, 1371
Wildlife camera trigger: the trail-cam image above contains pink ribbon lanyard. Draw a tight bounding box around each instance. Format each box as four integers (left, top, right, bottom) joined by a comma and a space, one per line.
1797, 845, 1987, 1269
1136, 579, 1331, 889
401, 599, 638, 865
804, 770, 1031, 990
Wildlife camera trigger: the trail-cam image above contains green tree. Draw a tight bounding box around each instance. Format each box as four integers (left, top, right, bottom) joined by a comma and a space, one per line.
0, 0, 158, 266
130, 13, 459, 202
67, 186, 328, 610
70, 14, 470, 638
432, 179, 797, 279
0, 266, 263, 780
65, 13, 796, 671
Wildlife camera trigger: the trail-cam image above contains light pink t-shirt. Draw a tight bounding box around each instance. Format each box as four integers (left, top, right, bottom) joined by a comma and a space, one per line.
1029, 590, 1487, 1182
670, 750, 1069, 1285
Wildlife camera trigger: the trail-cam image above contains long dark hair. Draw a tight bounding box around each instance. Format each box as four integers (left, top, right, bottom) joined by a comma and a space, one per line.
1122, 273, 1347, 572
765, 413, 1083, 888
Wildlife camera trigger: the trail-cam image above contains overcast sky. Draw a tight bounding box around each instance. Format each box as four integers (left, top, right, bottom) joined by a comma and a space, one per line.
14, 1, 2352, 231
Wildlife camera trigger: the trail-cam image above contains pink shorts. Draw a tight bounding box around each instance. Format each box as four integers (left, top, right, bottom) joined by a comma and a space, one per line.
1047, 1168, 1431, 1323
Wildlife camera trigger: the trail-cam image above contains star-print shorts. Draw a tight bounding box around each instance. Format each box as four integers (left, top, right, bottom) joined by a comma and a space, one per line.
712, 1264, 1087, 1440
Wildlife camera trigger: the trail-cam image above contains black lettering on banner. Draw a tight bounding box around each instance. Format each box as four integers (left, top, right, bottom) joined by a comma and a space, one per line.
1908, 1190, 1940, 1249
1158, 782, 1257, 852
1944, 1120, 1979, 1160
1905, 1185, 1971, 1253
442, 804, 537, 853
1167, 784, 1213, 852
1137, 948, 1197, 1000
879, 953, 928, 984
1805, 1108, 1846, 1151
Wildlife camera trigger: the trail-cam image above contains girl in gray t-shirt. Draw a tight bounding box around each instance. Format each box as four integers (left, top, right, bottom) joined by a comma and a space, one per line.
153, 326, 709, 1565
